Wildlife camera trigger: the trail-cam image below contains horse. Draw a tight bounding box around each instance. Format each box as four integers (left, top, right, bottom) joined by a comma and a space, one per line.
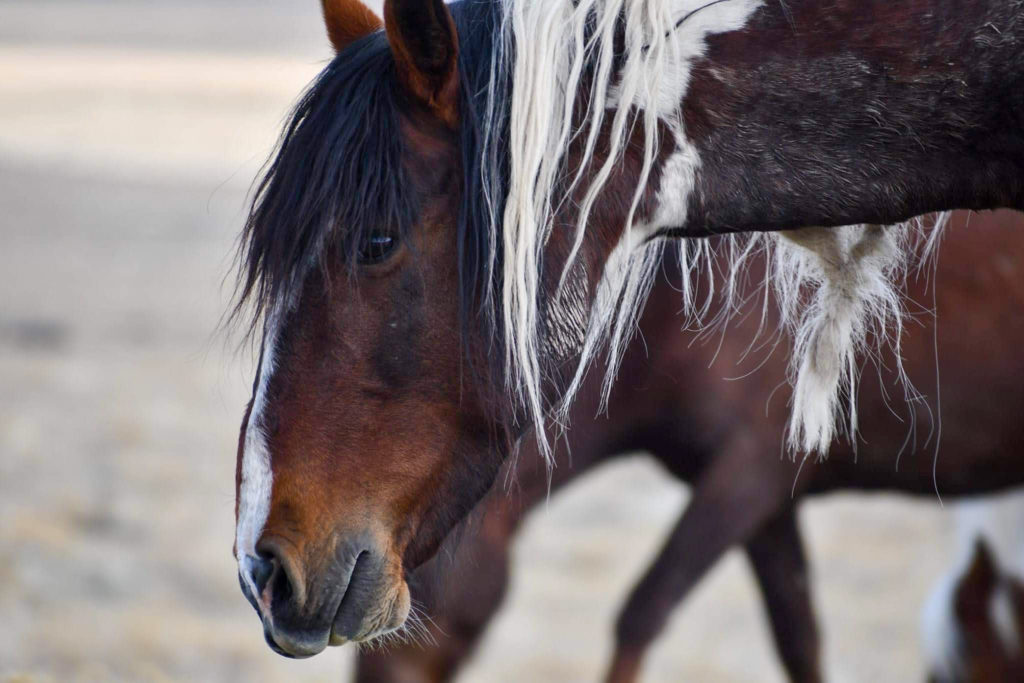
924, 495, 1024, 683
351, 208, 1024, 682
231, 0, 1024, 657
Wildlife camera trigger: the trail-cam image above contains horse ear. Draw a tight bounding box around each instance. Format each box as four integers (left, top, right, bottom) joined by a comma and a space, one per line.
383, 0, 459, 128
321, 0, 382, 54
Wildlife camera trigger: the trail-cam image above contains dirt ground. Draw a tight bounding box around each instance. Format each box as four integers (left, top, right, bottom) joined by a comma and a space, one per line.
0, 2, 972, 681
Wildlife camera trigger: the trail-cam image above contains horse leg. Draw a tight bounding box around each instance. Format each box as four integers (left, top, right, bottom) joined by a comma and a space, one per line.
605, 435, 792, 683
744, 507, 822, 683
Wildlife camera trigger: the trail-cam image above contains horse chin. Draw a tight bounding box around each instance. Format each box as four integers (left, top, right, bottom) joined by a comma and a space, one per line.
328, 579, 412, 646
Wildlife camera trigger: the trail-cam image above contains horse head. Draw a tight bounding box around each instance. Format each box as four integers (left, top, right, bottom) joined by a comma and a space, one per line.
232, 0, 513, 657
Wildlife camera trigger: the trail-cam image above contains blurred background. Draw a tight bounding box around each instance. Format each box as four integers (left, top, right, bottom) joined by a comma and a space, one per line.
0, 1, 972, 681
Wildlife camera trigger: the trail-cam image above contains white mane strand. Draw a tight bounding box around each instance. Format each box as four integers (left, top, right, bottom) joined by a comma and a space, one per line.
489, 0, 683, 452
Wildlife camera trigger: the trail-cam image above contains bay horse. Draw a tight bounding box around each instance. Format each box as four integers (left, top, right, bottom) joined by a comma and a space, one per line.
353, 209, 1024, 683
232, 0, 1024, 658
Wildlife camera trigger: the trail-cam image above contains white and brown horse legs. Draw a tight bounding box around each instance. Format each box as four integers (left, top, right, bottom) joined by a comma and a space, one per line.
605, 436, 818, 683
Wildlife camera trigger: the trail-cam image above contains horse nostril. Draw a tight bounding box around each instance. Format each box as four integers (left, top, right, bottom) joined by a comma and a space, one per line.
247, 553, 277, 597
248, 544, 300, 610
270, 558, 293, 605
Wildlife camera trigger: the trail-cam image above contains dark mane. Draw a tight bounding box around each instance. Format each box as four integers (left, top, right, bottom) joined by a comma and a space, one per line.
454, 0, 507, 326
231, 31, 415, 336
231, 0, 509, 346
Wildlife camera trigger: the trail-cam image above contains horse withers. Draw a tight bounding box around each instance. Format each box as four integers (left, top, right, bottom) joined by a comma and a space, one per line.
232, 0, 1024, 658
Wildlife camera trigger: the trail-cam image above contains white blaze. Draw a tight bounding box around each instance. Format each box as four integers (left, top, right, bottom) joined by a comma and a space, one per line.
235, 313, 280, 597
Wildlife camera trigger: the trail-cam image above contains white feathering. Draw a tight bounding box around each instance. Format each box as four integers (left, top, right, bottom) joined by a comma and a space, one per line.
776, 225, 907, 454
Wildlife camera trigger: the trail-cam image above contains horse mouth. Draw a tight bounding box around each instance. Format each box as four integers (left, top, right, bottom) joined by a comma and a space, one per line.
266, 559, 412, 655
248, 537, 413, 658
260, 591, 408, 658
326, 572, 412, 647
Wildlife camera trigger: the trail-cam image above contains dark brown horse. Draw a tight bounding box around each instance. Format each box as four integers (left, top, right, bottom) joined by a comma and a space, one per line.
351, 210, 1024, 683
232, 0, 1024, 658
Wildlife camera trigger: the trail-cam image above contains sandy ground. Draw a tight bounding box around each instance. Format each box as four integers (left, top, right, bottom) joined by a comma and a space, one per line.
0, 2, 972, 681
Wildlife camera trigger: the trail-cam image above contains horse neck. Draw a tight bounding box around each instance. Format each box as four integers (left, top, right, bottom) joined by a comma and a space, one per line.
675, 0, 1024, 236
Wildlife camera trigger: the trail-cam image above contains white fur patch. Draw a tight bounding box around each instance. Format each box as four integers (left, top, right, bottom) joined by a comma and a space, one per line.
235, 311, 281, 596
610, 0, 765, 117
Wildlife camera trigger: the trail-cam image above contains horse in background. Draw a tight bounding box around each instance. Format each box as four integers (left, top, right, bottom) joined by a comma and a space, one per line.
924, 495, 1024, 683
353, 210, 1024, 683
232, 0, 1024, 657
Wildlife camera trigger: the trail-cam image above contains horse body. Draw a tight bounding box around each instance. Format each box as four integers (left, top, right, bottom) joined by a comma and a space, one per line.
231, 0, 1024, 657
356, 210, 1024, 683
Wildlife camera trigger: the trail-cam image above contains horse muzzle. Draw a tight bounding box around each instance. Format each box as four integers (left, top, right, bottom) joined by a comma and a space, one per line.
238, 535, 411, 658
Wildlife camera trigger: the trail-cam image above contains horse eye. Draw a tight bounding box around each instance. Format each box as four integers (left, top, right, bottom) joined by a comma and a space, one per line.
357, 232, 397, 265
